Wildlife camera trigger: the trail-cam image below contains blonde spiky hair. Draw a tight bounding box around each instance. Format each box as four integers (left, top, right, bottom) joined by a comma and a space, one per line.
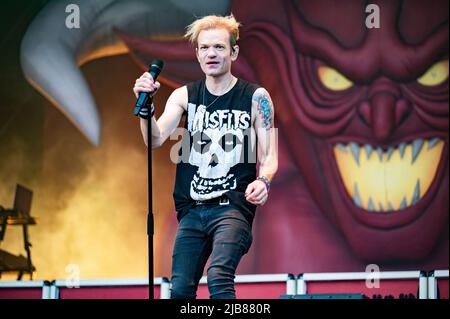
185, 14, 241, 47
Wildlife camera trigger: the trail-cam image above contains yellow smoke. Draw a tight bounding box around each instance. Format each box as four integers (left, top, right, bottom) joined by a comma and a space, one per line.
0, 55, 177, 281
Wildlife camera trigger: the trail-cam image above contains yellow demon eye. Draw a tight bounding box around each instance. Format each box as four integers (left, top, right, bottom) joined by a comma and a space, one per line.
417, 60, 449, 87
318, 66, 354, 91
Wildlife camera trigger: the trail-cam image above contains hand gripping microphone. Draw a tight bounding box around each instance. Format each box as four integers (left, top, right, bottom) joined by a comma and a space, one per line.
133, 59, 164, 116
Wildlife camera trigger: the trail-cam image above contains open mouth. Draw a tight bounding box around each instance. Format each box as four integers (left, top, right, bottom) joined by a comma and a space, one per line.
333, 137, 445, 213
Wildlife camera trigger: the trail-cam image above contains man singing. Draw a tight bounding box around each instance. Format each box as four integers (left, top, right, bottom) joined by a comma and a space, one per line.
133, 14, 278, 299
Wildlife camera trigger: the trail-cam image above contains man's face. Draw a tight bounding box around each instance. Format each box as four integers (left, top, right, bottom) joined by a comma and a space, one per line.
196, 28, 237, 77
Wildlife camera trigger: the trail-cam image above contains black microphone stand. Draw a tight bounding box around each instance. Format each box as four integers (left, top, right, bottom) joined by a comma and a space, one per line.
147, 105, 154, 299
134, 59, 163, 300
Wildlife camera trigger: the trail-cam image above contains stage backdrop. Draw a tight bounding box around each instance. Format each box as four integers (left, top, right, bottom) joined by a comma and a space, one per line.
0, 0, 448, 281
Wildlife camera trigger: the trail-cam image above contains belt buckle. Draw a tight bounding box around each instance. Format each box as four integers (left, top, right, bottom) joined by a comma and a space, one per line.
219, 198, 229, 206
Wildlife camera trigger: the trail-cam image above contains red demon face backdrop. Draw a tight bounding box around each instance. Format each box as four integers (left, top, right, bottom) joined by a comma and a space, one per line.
116, 0, 448, 272
16, 0, 448, 277
236, 0, 448, 265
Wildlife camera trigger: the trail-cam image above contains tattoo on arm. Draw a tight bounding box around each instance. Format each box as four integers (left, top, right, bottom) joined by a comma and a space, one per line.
254, 91, 273, 129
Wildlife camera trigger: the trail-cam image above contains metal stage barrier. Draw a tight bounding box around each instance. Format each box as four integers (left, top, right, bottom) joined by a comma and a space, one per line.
0, 270, 448, 299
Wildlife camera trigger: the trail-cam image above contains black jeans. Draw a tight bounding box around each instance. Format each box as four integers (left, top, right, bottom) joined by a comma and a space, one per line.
170, 203, 253, 299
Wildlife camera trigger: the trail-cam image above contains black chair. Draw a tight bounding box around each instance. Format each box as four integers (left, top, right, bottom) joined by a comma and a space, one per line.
0, 184, 37, 280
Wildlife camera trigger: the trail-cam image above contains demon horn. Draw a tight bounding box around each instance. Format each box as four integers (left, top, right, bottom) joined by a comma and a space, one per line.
20, 0, 230, 145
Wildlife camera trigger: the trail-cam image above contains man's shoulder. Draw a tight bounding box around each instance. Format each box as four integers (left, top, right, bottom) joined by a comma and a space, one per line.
251, 87, 270, 101
168, 85, 188, 111
171, 85, 188, 97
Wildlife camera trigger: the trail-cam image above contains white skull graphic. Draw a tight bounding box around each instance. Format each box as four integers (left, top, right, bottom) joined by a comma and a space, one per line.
189, 126, 243, 200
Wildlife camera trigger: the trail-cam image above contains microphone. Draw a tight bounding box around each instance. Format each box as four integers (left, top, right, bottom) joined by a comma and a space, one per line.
133, 59, 164, 116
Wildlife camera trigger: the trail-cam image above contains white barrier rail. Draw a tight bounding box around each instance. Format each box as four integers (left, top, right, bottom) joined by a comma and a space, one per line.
198, 273, 297, 297
0, 277, 170, 299
1, 270, 448, 299
297, 270, 429, 299
427, 270, 449, 299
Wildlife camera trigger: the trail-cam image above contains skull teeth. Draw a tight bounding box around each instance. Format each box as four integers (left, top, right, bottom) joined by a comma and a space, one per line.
191, 173, 237, 196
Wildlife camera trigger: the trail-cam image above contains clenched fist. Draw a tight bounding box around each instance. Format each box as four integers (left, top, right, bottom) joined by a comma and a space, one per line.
245, 179, 269, 206
133, 72, 161, 99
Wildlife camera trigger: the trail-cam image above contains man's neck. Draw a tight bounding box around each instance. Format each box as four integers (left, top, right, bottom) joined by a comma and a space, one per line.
205, 73, 235, 95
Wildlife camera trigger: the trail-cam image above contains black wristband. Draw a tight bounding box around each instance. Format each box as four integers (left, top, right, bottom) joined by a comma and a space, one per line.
138, 106, 149, 119
138, 103, 155, 119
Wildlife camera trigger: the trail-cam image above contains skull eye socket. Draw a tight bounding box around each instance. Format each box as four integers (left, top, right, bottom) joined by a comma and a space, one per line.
221, 133, 241, 152
192, 132, 211, 154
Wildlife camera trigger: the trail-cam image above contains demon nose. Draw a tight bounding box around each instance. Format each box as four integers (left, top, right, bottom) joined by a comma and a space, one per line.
360, 94, 412, 142
371, 93, 396, 140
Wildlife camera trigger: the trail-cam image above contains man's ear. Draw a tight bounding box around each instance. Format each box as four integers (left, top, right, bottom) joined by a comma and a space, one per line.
231, 45, 239, 60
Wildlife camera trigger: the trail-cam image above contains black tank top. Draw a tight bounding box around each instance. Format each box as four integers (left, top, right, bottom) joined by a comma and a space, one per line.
173, 78, 260, 223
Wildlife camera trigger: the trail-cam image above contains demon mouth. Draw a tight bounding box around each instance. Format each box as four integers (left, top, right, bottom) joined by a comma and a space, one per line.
191, 172, 237, 196
333, 138, 445, 212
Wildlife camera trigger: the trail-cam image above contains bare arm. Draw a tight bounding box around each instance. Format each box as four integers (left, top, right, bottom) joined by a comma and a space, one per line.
140, 87, 187, 148
245, 87, 278, 206
254, 88, 278, 182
